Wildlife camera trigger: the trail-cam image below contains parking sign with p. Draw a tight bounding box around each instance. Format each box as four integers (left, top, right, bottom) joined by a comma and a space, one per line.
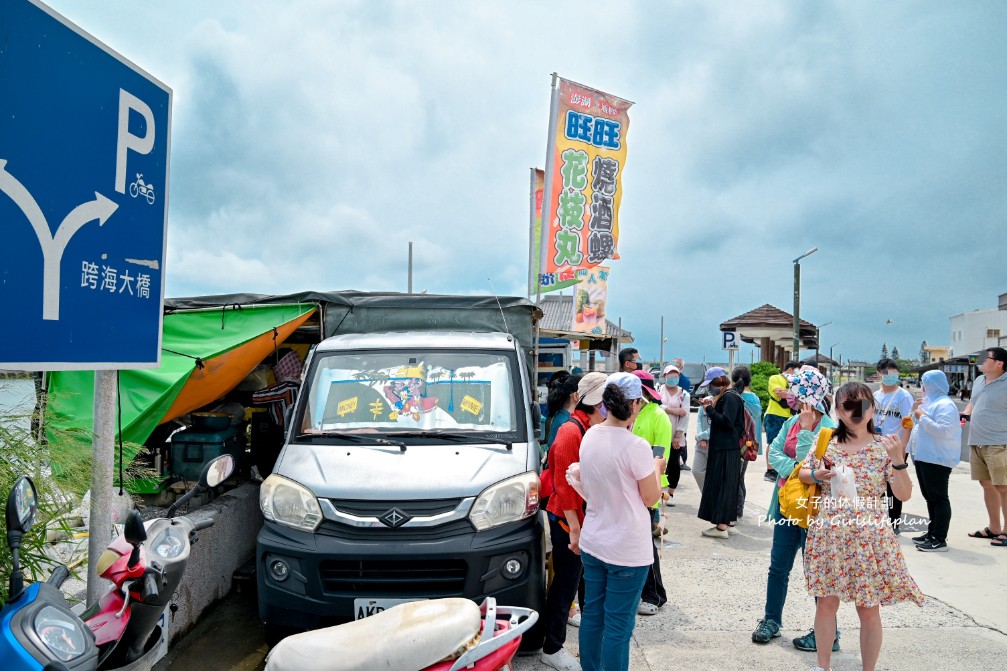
722, 331, 739, 351
0, 0, 171, 370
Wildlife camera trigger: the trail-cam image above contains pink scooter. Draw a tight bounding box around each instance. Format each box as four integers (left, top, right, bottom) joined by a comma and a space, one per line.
265, 597, 537, 671
82, 454, 235, 669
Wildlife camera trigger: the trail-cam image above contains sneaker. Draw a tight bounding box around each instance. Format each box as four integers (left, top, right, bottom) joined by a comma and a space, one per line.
792, 629, 840, 652
665, 494, 676, 507
751, 618, 781, 643
917, 538, 949, 552
912, 532, 930, 544
893, 524, 902, 536
540, 648, 581, 671
637, 601, 660, 616
764, 469, 779, 482
681, 463, 691, 471
652, 522, 669, 537
567, 611, 581, 627
701, 527, 729, 539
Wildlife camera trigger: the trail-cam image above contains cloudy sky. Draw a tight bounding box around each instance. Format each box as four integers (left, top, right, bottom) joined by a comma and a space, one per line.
45, 0, 1007, 365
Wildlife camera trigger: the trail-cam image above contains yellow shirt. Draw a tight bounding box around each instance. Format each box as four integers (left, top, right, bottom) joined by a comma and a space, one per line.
765, 373, 791, 418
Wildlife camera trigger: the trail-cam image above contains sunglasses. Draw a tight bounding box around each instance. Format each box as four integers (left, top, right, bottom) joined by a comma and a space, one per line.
840, 398, 874, 414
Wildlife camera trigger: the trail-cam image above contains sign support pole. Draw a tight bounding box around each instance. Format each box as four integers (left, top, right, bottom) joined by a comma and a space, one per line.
86, 369, 116, 605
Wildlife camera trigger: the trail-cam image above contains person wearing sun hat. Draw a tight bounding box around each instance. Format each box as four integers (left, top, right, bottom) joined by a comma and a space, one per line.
660, 364, 690, 492
751, 367, 840, 654
577, 371, 664, 671
630, 369, 672, 615
540, 371, 607, 671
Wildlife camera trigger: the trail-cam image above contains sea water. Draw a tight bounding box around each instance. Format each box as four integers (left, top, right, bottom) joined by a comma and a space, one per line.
0, 377, 36, 430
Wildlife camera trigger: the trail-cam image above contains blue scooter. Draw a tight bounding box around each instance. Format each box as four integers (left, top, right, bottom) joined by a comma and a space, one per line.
1, 475, 98, 670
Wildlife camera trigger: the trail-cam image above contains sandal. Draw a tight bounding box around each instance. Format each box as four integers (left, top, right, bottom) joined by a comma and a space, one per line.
968, 527, 1001, 539
991, 535, 1007, 547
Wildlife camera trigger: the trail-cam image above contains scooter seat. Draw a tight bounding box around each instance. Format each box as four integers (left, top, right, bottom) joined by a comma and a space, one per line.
265, 598, 482, 671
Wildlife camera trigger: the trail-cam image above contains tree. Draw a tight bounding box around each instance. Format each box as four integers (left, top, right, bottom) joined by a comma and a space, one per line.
749, 361, 780, 415
892, 345, 900, 359
881, 343, 889, 359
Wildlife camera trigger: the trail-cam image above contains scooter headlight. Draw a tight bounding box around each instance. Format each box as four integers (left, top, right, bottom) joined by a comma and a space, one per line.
469, 472, 540, 531
260, 475, 323, 532
34, 605, 88, 661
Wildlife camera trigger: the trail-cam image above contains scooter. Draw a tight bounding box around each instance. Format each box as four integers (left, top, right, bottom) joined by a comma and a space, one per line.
1, 475, 99, 670
265, 596, 537, 671
81, 454, 235, 668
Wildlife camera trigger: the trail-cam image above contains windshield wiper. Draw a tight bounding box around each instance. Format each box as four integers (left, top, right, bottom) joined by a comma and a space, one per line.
388, 430, 512, 447
295, 431, 406, 451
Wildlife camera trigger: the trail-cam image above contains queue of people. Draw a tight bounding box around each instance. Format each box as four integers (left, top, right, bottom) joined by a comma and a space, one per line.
535, 347, 1007, 671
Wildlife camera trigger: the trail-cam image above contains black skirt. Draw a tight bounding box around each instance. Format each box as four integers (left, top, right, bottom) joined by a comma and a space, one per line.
697, 447, 741, 525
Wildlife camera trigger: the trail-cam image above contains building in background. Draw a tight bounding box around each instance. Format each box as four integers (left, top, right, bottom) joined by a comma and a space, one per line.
949, 305, 1007, 358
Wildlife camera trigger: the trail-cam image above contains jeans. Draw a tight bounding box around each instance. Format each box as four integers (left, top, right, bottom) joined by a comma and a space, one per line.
665, 448, 682, 490
544, 516, 583, 654
887, 452, 908, 529
692, 443, 708, 492
764, 414, 787, 451
764, 519, 807, 625
579, 552, 649, 671
737, 459, 749, 517
914, 460, 952, 541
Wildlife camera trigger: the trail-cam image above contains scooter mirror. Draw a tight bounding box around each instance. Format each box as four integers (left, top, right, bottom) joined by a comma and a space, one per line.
201, 454, 235, 489
124, 510, 147, 546
5, 476, 38, 536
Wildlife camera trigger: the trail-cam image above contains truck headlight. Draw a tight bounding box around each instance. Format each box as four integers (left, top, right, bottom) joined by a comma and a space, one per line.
469, 472, 540, 531
260, 475, 323, 532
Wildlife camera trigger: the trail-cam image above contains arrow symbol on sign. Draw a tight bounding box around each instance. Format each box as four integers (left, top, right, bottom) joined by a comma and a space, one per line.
0, 159, 118, 320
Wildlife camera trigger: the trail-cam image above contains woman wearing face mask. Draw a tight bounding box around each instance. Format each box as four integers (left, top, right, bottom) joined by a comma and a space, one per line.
696, 367, 745, 538
660, 364, 690, 505
751, 369, 838, 652
800, 382, 923, 671
908, 370, 962, 552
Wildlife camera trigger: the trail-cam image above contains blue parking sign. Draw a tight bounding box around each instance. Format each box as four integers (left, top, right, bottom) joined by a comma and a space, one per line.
0, 0, 171, 370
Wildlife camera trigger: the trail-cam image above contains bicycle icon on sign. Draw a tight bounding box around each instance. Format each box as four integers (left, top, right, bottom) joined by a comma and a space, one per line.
129, 173, 156, 205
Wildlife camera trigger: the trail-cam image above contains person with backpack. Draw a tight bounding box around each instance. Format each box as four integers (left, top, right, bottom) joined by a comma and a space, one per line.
540, 372, 607, 671
731, 366, 762, 519
764, 361, 800, 481
697, 367, 745, 539
751, 368, 839, 653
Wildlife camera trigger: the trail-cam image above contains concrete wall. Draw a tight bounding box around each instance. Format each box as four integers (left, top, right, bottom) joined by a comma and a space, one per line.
166, 481, 262, 644
949, 308, 1007, 357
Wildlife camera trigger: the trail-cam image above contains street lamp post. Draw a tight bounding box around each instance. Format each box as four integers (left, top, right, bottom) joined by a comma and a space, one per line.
829, 343, 840, 382
659, 316, 665, 377
793, 247, 819, 359
815, 321, 832, 367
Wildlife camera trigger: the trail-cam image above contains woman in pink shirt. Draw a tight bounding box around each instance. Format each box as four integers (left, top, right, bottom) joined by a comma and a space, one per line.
575, 372, 664, 671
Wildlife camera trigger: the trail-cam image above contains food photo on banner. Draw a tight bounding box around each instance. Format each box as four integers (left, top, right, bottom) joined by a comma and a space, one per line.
571, 266, 609, 336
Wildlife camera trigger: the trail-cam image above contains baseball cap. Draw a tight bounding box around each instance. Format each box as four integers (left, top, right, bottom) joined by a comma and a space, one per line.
631, 369, 662, 401
699, 366, 727, 387
605, 372, 645, 400
578, 372, 608, 406
662, 364, 681, 376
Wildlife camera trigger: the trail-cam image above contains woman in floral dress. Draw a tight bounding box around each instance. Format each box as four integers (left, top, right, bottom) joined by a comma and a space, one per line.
800, 382, 924, 671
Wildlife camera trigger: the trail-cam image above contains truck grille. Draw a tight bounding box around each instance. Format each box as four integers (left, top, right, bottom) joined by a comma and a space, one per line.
316, 518, 473, 541
328, 498, 462, 517
319, 558, 468, 597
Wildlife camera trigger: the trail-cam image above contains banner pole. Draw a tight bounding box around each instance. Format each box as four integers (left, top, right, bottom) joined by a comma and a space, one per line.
534, 73, 560, 392
527, 167, 536, 298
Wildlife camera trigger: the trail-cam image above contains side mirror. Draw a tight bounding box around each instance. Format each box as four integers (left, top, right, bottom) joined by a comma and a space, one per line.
530, 403, 543, 441
201, 454, 235, 489
124, 510, 146, 569
6, 476, 38, 536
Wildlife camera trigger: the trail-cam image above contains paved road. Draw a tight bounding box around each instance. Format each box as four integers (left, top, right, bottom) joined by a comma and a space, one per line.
156, 407, 1007, 670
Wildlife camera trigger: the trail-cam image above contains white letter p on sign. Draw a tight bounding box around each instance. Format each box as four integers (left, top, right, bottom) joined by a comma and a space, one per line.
115, 89, 155, 194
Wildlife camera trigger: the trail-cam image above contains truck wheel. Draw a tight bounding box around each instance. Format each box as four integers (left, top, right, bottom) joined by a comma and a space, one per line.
518, 614, 546, 652
263, 622, 301, 648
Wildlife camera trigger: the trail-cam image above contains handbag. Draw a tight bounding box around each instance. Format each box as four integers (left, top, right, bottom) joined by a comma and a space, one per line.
778, 427, 833, 528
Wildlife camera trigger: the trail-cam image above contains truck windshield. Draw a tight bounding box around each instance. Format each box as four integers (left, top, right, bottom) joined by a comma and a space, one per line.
302, 351, 519, 434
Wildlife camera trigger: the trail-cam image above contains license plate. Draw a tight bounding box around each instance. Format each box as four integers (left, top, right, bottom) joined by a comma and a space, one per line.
353, 597, 424, 620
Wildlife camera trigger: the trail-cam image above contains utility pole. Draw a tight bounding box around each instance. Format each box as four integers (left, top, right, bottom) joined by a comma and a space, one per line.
407, 241, 413, 294
793, 247, 818, 359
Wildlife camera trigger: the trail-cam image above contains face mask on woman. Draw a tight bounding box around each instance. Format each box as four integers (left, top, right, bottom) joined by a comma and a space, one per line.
666, 376, 680, 388
882, 373, 900, 387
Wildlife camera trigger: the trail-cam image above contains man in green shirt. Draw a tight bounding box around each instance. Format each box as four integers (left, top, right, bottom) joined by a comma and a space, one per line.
632, 369, 672, 614
763, 361, 799, 482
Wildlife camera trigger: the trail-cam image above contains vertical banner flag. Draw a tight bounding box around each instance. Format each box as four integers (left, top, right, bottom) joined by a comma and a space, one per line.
571, 266, 609, 335
528, 168, 545, 296
539, 76, 632, 293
